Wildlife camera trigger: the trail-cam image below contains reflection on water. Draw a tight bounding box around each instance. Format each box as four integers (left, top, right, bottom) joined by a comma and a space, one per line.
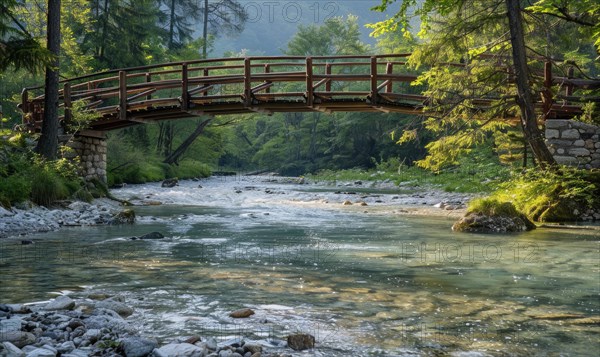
0, 177, 598, 356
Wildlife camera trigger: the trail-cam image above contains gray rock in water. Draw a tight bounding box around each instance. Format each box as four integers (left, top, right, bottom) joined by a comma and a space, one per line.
161, 178, 179, 188
154, 343, 205, 357
287, 334, 315, 351
96, 300, 134, 318
120, 337, 158, 357
205, 338, 217, 351
109, 209, 136, 225
84, 315, 136, 335
243, 344, 262, 354
0, 331, 36, 348
137, 232, 165, 240
44, 295, 75, 311
0, 342, 25, 357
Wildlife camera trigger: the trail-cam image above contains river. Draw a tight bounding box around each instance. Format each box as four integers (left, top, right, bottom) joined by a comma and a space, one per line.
1, 176, 598, 356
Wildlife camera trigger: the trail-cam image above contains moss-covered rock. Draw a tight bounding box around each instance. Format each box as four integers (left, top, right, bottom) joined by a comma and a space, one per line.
109, 209, 136, 225
452, 198, 536, 233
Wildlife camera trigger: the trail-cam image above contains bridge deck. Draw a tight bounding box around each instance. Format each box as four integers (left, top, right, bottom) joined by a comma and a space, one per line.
20, 55, 589, 132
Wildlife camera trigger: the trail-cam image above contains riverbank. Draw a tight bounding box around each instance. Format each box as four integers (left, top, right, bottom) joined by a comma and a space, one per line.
0, 199, 124, 239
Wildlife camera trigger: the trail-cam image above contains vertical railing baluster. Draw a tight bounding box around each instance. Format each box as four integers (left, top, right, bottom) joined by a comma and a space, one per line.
244, 58, 251, 107
386, 62, 393, 93
264, 64, 271, 94
145, 73, 152, 100
325, 63, 331, 92
306, 57, 313, 107
370, 57, 378, 105
181, 63, 189, 111
119, 71, 127, 121
63, 82, 72, 128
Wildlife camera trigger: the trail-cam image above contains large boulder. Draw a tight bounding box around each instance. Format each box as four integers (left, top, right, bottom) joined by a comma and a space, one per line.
119, 337, 158, 357
96, 299, 134, 318
452, 199, 535, 233
109, 209, 136, 225
44, 296, 75, 311
287, 334, 315, 351
0, 331, 35, 348
153, 343, 205, 357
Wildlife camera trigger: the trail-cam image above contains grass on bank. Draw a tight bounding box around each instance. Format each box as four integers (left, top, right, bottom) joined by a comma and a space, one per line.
309, 150, 512, 193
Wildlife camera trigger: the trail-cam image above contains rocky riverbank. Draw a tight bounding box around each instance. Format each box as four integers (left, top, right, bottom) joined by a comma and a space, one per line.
0, 199, 127, 239
0, 295, 310, 357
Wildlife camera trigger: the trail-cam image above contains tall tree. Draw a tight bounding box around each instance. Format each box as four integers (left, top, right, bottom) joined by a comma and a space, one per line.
36, 0, 61, 159
505, 0, 555, 167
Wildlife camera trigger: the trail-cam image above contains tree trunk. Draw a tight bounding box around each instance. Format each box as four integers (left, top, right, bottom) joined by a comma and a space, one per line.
36, 0, 61, 160
168, 0, 176, 49
163, 118, 212, 165
202, 0, 208, 58
505, 0, 556, 168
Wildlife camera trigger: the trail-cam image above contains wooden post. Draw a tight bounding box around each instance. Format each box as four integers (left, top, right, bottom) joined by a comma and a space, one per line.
119, 71, 127, 121
370, 57, 378, 105
386, 62, 393, 93
264, 64, 271, 94
542, 61, 552, 120
203, 68, 209, 97
244, 58, 252, 107
21, 89, 29, 115
325, 63, 332, 92
63, 82, 72, 128
566, 65, 574, 97
145, 73, 152, 100
306, 57, 313, 107
181, 63, 189, 111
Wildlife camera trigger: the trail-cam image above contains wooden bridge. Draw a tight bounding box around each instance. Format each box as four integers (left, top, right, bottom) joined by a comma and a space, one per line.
20, 54, 590, 132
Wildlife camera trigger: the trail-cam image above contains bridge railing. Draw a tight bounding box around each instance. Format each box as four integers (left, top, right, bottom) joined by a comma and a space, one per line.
20, 54, 597, 132
23, 54, 429, 131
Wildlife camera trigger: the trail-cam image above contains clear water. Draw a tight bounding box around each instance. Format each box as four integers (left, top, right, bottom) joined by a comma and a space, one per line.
1, 176, 598, 356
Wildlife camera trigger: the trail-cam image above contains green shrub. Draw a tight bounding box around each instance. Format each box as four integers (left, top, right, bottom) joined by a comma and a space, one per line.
0, 174, 31, 206
490, 168, 599, 222
30, 167, 70, 206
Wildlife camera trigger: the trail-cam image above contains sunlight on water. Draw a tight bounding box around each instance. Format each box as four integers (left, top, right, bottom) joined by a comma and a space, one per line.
0, 176, 598, 356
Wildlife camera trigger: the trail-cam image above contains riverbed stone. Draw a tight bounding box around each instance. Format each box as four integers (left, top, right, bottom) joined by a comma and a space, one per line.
120, 337, 158, 357
44, 296, 75, 311
287, 334, 315, 351
153, 343, 205, 357
229, 308, 255, 318
96, 300, 134, 318
0, 342, 25, 357
0, 331, 35, 348
22, 347, 55, 357
0, 318, 22, 332
132, 231, 164, 240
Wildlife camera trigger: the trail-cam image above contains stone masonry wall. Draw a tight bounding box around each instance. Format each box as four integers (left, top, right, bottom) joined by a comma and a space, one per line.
545, 119, 600, 169
69, 135, 108, 183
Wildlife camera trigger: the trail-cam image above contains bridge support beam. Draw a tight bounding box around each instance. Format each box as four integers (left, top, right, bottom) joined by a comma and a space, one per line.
70, 131, 108, 183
